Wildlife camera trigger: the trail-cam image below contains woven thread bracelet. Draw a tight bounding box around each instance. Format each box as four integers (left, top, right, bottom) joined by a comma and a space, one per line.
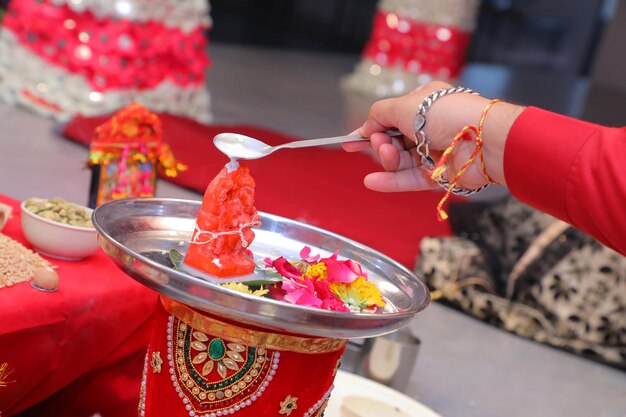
413, 87, 490, 196
430, 98, 503, 221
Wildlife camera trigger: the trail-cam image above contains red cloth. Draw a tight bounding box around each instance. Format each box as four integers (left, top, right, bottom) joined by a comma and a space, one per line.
141, 299, 343, 417
505, 107, 626, 256
64, 114, 457, 268
0, 195, 158, 416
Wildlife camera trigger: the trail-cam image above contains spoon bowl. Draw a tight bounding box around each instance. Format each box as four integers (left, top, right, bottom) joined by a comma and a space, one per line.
213, 133, 270, 160
213, 129, 402, 161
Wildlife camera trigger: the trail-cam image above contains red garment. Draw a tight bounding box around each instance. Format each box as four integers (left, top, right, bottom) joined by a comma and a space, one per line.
504, 107, 626, 256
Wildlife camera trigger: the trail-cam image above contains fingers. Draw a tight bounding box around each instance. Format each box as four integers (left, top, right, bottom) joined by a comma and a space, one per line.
378, 143, 421, 172
363, 168, 437, 192
342, 141, 371, 152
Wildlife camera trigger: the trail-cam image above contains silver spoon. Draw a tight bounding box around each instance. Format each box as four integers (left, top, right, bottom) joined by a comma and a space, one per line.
213, 129, 402, 161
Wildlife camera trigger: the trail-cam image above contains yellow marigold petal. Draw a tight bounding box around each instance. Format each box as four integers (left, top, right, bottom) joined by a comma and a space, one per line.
330, 277, 385, 309
305, 262, 328, 280
220, 282, 253, 295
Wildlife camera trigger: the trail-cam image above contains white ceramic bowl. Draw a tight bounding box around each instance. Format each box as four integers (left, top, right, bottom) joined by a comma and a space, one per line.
21, 200, 99, 261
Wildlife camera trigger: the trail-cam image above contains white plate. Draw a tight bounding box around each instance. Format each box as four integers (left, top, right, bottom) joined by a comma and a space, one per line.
326, 370, 441, 417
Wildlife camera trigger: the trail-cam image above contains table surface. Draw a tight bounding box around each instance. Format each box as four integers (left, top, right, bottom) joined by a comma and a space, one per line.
1, 42, 624, 417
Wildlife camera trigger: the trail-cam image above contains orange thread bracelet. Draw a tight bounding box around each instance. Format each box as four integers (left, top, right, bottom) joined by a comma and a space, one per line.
430, 98, 502, 221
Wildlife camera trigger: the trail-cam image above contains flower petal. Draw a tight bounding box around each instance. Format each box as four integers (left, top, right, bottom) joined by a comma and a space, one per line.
283, 288, 323, 307
321, 297, 350, 312
282, 278, 323, 307
272, 257, 303, 279
322, 254, 360, 283
299, 246, 320, 263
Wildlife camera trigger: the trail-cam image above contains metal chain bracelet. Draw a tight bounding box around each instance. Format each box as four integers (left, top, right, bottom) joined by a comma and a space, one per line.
413, 86, 489, 196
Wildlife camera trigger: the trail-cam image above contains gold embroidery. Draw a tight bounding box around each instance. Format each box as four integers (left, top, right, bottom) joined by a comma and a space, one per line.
279, 395, 298, 416
161, 296, 347, 354
190, 332, 246, 378
0, 363, 15, 387
171, 317, 276, 413
332, 358, 341, 376
151, 352, 163, 374
138, 354, 149, 416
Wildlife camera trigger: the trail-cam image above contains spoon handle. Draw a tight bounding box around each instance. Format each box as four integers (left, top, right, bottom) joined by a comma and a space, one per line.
277, 129, 403, 150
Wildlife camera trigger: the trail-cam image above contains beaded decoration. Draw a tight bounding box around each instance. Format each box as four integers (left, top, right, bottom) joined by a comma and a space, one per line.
305, 386, 334, 417
167, 315, 280, 417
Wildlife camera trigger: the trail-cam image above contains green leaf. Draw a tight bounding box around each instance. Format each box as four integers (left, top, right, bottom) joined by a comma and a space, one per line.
244, 278, 283, 287
169, 249, 184, 270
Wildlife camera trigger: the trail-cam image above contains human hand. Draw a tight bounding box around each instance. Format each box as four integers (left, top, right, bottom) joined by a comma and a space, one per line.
344, 81, 524, 193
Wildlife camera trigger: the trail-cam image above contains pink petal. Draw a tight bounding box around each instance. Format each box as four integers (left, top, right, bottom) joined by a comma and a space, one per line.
263, 257, 273, 268
284, 288, 323, 307
272, 257, 303, 279
282, 278, 323, 307
299, 246, 320, 263
323, 258, 360, 283
282, 277, 308, 292
321, 298, 350, 312
345, 259, 364, 276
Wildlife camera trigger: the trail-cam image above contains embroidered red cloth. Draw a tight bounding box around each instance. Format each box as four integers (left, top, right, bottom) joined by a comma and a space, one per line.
64, 114, 457, 268
0, 195, 157, 416
140, 298, 344, 417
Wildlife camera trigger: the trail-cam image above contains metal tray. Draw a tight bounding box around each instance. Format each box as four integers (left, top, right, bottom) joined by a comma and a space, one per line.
93, 198, 430, 338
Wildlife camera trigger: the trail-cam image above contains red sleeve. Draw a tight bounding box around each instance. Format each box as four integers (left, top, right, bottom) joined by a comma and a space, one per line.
504, 106, 626, 256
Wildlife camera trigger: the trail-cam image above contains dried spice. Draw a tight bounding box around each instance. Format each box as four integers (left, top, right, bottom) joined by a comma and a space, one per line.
24, 197, 93, 228
0, 233, 54, 288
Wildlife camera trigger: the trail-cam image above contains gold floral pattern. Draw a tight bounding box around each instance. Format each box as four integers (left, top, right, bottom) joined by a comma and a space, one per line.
279, 395, 298, 416
169, 317, 279, 415
0, 363, 15, 388
190, 331, 246, 379
150, 351, 163, 374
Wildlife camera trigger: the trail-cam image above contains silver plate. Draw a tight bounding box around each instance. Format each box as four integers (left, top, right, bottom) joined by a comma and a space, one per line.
93, 198, 430, 338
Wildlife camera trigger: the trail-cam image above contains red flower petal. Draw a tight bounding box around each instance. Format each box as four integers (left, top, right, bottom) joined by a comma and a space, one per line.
272, 257, 303, 279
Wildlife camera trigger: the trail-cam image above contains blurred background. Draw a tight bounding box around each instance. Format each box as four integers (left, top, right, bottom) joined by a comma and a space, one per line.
1, 1, 625, 416
208, 0, 625, 126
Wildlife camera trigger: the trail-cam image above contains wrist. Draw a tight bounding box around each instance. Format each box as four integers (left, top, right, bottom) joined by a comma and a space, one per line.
480, 102, 526, 185
422, 92, 524, 185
